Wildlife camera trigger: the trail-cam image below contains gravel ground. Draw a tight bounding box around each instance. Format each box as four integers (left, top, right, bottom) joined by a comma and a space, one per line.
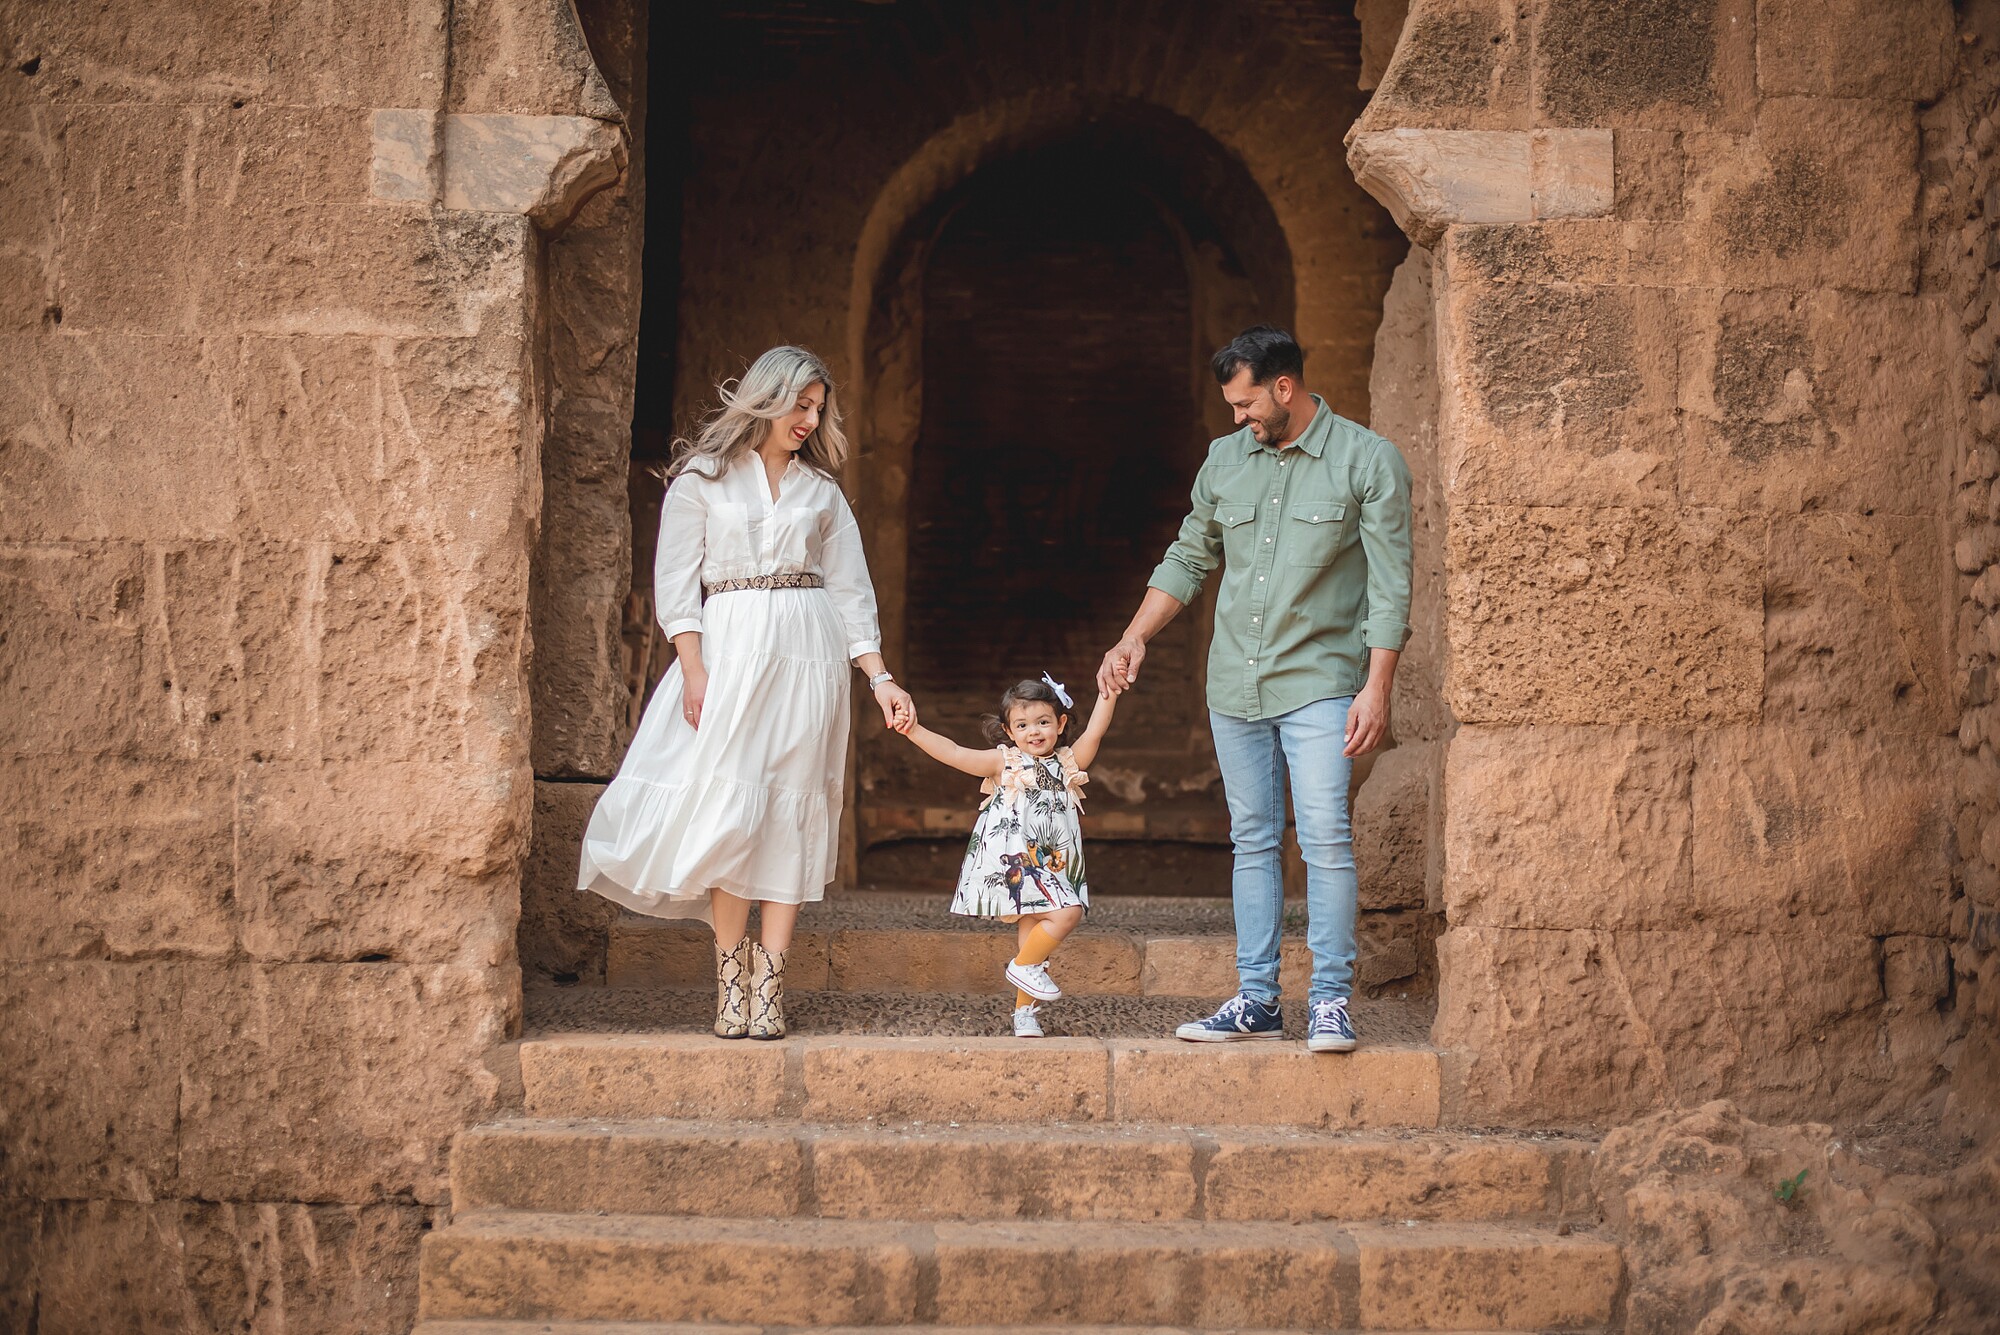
619, 892, 1298, 938
526, 986, 1437, 1045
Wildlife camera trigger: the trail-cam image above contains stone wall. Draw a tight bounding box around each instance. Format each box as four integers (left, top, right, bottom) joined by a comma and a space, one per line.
1932, 0, 2000, 1146
1354, 0, 1966, 1126
0, 1, 626, 1328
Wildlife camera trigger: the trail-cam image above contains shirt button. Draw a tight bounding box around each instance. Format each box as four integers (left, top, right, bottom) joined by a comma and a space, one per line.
1264, 537, 1272, 543
1247, 659, 1255, 666
1252, 616, 1260, 622
1270, 498, 1278, 504
1258, 575, 1265, 582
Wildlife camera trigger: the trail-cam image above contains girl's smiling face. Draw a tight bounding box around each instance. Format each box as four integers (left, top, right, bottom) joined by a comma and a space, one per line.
1006, 701, 1067, 757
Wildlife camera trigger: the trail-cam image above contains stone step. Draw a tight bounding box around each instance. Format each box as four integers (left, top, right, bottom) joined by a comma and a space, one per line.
453, 1118, 1590, 1223
609, 923, 1330, 996
523, 987, 1437, 1045
516, 1034, 1442, 1129
416, 1324, 1589, 1335
419, 1214, 1621, 1330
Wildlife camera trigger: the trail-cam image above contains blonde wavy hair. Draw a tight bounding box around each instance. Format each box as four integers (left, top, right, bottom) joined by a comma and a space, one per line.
667, 345, 850, 479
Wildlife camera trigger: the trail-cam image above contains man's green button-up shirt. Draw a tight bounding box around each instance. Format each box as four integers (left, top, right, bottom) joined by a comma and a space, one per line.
1148, 396, 1414, 721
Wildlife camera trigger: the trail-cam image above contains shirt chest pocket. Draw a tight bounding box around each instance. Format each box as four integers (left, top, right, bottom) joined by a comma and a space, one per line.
1215, 503, 1258, 559
1286, 501, 1348, 568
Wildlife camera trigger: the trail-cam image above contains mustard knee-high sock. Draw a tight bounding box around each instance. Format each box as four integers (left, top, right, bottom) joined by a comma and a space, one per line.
1013, 923, 1061, 967
1016, 989, 1038, 1009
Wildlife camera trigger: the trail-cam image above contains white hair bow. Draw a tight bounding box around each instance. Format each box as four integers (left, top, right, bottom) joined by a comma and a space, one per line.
1040, 672, 1073, 709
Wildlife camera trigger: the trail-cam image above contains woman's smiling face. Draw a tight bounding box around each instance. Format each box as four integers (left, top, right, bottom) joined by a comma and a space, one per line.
1006, 701, 1066, 756
767, 380, 826, 453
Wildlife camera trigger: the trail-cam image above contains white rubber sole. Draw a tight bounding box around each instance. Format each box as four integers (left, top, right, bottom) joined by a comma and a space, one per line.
1174, 1025, 1287, 1042
1005, 961, 1061, 1001
1306, 1034, 1358, 1053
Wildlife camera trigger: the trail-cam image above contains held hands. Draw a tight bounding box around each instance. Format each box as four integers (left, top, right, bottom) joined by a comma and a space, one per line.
1096, 636, 1147, 697
875, 679, 916, 733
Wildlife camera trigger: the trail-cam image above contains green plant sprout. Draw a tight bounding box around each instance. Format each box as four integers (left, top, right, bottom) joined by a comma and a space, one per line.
1774, 1168, 1808, 1204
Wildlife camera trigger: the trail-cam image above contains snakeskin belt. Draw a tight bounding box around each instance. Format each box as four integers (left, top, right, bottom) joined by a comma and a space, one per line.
702, 572, 825, 596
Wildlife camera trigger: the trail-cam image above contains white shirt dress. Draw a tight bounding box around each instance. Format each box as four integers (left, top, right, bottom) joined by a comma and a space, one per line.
576, 452, 882, 923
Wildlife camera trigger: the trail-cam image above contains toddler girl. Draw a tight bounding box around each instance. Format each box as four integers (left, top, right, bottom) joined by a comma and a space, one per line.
897, 674, 1117, 1035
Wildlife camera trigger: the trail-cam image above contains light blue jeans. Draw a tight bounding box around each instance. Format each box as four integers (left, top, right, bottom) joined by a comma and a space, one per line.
1210, 696, 1358, 1004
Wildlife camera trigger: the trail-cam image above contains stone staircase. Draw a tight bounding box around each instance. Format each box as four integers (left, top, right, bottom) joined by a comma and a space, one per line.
417, 895, 1619, 1333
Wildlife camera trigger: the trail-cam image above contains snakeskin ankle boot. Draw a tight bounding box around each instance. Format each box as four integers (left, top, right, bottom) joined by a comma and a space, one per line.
713, 936, 750, 1039
747, 941, 788, 1040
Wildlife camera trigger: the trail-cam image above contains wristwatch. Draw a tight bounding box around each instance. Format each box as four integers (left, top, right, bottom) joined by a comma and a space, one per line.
867, 671, 895, 690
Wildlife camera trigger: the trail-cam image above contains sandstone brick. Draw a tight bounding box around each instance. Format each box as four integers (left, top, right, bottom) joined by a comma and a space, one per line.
1436, 926, 1947, 1124
1109, 1041, 1440, 1129
1205, 1134, 1561, 1222
1360, 0, 1529, 131
176, 962, 511, 1203
803, 1037, 1109, 1123
1444, 725, 1692, 930
451, 1121, 805, 1217
1615, 129, 1685, 221
10, 0, 448, 107
1755, 0, 1956, 101
419, 1214, 920, 1325
236, 539, 529, 765
1440, 218, 1688, 288
519, 1035, 789, 1120
235, 760, 524, 964
1445, 506, 1764, 725
1692, 728, 1954, 937
931, 1220, 1349, 1328
1442, 277, 1678, 506
522, 781, 617, 984
829, 928, 1141, 994
0, 962, 181, 1200
1533, 0, 1754, 129
1763, 513, 1950, 734
1353, 741, 1432, 910
1353, 1221, 1621, 1329
34, 1199, 427, 1335
814, 1128, 1197, 1222
1684, 98, 1919, 292
0, 757, 236, 960
0, 1198, 34, 1335
1139, 936, 1313, 997
446, 0, 621, 120
606, 922, 832, 990
1680, 290, 1953, 515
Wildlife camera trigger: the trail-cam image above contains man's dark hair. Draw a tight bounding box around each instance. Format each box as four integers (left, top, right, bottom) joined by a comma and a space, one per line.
1211, 325, 1305, 386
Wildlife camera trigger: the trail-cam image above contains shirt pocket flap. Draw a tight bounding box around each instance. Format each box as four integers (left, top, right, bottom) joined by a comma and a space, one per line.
1216, 504, 1257, 528
1288, 502, 1347, 524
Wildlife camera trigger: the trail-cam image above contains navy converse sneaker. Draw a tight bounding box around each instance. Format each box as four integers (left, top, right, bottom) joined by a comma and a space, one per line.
1175, 993, 1284, 1042
1307, 997, 1358, 1053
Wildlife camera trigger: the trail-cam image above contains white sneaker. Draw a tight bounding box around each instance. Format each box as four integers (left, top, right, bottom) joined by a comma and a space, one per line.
1013, 1003, 1044, 1037
1005, 959, 1061, 1001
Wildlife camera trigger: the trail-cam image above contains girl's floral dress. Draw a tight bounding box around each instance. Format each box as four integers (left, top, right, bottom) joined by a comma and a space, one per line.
949, 746, 1089, 920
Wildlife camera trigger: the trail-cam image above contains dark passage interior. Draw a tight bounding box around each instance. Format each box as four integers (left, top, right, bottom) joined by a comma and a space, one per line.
907, 149, 1201, 695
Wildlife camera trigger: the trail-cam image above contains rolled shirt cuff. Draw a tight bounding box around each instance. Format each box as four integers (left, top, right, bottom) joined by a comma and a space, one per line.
1361, 619, 1411, 652
1146, 570, 1201, 608
847, 638, 882, 661
662, 617, 704, 639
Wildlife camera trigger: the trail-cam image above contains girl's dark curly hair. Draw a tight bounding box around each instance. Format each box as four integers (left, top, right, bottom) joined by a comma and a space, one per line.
980, 678, 1073, 747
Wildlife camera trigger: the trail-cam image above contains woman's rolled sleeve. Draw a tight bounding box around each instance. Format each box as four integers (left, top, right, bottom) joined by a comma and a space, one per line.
654, 474, 708, 639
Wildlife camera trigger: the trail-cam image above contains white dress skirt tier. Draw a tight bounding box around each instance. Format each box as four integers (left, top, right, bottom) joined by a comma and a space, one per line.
577, 452, 882, 924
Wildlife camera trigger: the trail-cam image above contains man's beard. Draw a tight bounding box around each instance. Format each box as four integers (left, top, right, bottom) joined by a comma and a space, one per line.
1256, 405, 1290, 444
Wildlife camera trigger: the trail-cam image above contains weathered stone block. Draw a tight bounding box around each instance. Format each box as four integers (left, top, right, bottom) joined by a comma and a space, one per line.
1755, 0, 1955, 100
235, 760, 524, 963
1357, 745, 1430, 909
1440, 218, 1688, 288
1445, 725, 1692, 929
1764, 513, 1949, 733
231, 332, 535, 546
0, 1198, 34, 1335
0, 757, 236, 960
1692, 728, 1954, 937
176, 962, 511, 1203
1110, 1041, 1440, 1128
1684, 98, 1918, 292
1442, 278, 1679, 506
813, 1130, 1198, 1221
1206, 1134, 1562, 1221
1353, 1222, 1622, 1329
1534, 0, 1754, 129
522, 780, 617, 983
452, 1121, 806, 1218
12, 0, 448, 107
236, 539, 529, 765
0, 962, 183, 1200
520, 1035, 789, 1120
1614, 129, 1685, 221
1445, 506, 1764, 725
803, 1037, 1109, 1123
1359, 0, 1529, 131
33, 1199, 427, 1335
1436, 925, 1947, 1124
1680, 290, 1952, 515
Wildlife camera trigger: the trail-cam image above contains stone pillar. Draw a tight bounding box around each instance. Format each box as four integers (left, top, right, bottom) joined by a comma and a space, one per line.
1352, 0, 1962, 1126
0, 0, 626, 1325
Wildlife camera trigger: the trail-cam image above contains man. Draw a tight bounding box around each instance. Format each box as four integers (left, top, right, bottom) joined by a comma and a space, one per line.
1097, 325, 1412, 1053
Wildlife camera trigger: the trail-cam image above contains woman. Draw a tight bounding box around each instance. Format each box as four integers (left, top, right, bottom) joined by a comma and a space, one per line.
578, 345, 913, 1039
